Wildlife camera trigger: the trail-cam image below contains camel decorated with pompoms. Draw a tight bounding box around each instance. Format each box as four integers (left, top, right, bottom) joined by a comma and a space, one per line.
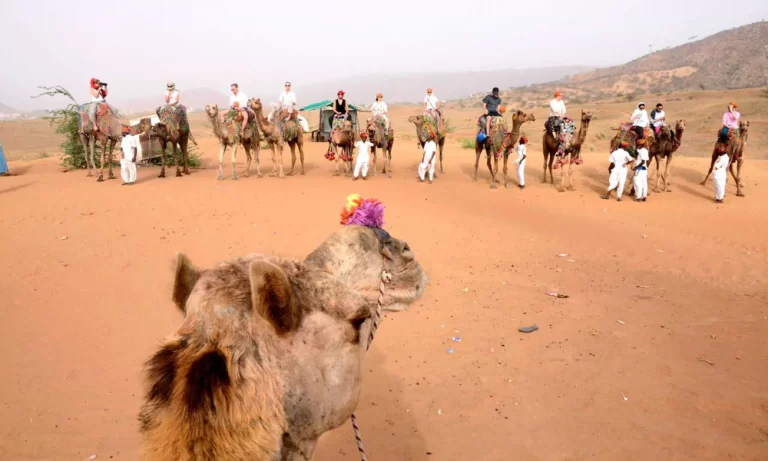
248, 99, 286, 178
701, 120, 749, 197
153, 105, 198, 178
77, 102, 123, 181
409, 114, 446, 174
205, 104, 261, 180
367, 116, 395, 177
610, 122, 656, 195
647, 120, 685, 193
542, 109, 592, 192
328, 120, 355, 176
474, 109, 535, 189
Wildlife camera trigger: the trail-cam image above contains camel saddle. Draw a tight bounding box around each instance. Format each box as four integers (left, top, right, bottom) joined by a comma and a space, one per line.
78, 102, 113, 133
225, 107, 256, 123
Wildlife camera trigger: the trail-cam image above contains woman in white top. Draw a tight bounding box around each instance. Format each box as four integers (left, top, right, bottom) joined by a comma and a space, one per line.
164, 82, 180, 107
423, 88, 441, 128
371, 93, 389, 130
630, 102, 650, 138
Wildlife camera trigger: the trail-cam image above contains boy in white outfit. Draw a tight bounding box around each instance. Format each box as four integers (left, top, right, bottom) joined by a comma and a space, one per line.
353, 132, 372, 180
120, 127, 138, 185
633, 138, 649, 202
713, 150, 729, 203
515, 136, 528, 189
418, 132, 438, 184
601, 140, 634, 201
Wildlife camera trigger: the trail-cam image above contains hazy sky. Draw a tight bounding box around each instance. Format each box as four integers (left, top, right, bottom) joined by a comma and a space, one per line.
1, 0, 766, 111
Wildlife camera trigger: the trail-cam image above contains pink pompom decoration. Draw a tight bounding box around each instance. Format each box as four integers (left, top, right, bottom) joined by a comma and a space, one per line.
341, 197, 385, 228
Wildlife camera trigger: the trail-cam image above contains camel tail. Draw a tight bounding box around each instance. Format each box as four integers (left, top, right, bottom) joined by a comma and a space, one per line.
189, 132, 198, 146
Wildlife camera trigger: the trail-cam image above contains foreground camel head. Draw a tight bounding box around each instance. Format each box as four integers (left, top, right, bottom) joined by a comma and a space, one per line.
408, 114, 424, 125
139, 226, 426, 460
248, 98, 263, 113
739, 120, 749, 134
204, 104, 219, 119
675, 119, 686, 132
511, 110, 535, 124
581, 109, 593, 123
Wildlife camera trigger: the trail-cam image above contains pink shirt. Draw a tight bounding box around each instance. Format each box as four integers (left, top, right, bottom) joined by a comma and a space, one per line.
722, 110, 740, 129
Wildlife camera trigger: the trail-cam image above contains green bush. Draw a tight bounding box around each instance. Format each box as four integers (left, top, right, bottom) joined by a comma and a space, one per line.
459, 138, 475, 149
33, 86, 93, 170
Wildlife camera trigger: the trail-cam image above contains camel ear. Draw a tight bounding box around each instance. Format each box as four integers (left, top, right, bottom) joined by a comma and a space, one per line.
173, 253, 200, 313
248, 261, 299, 334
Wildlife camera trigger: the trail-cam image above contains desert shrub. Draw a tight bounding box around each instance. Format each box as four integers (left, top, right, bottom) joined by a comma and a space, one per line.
34, 86, 91, 170
444, 120, 456, 134
39, 152, 51, 159
595, 132, 607, 140
460, 138, 474, 149
149, 142, 203, 168
761, 88, 768, 98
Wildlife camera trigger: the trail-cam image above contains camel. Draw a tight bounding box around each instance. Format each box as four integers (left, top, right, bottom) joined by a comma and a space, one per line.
701, 120, 749, 197
367, 117, 395, 178
542, 110, 593, 192
138, 225, 427, 461
273, 106, 306, 176
647, 120, 685, 193
330, 120, 355, 176
153, 105, 198, 178
77, 102, 122, 181
204, 105, 260, 180
473, 110, 536, 189
248, 99, 285, 178
609, 125, 656, 195
408, 114, 446, 173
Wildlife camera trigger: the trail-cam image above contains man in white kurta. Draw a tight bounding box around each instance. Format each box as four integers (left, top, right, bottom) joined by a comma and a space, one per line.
515, 136, 528, 189
713, 152, 729, 203
418, 134, 438, 183
602, 142, 634, 201
120, 129, 138, 185
633, 141, 650, 201
353, 133, 373, 180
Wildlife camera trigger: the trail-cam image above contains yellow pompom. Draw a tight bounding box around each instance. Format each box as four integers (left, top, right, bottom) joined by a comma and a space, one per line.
345, 194, 361, 211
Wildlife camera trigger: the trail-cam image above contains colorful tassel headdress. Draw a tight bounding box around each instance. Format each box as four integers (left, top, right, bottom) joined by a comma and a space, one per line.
340, 194, 385, 228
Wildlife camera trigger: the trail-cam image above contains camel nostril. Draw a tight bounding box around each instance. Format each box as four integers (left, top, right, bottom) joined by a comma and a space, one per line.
403, 242, 411, 252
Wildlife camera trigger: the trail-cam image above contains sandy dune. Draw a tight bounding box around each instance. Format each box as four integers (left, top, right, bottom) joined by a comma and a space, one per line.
1, 91, 767, 461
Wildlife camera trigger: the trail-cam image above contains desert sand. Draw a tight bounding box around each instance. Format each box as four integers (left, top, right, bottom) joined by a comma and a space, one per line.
1, 90, 767, 461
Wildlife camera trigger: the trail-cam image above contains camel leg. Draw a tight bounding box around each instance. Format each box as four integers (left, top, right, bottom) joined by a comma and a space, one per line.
371, 148, 378, 177
90, 136, 98, 179
733, 159, 744, 197
567, 159, 576, 191
503, 152, 511, 189
269, 142, 278, 177
231, 143, 239, 180
79, 133, 93, 176
243, 142, 252, 178
298, 137, 305, 176
107, 138, 116, 180
180, 136, 190, 175
542, 148, 548, 184
97, 137, 107, 182
287, 140, 297, 176
217, 143, 226, 180
277, 142, 285, 179
439, 140, 445, 173
386, 148, 392, 178
487, 153, 496, 189
334, 144, 341, 177
700, 152, 716, 185
652, 155, 661, 193
158, 140, 167, 178
662, 155, 673, 192
172, 140, 182, 177
473, 146, 482, 182
253, 142, 262, 178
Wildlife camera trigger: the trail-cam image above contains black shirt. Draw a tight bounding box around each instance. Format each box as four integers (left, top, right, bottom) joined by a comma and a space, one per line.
335, 99, 347, 114
483, 95, 501, 113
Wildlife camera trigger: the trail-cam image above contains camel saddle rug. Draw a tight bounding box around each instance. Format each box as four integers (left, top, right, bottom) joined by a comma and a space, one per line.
156, 104, 190, 133
418, 113, 444, 141
476, 116, 509, 159
332, 115, 348, 131
78, 103, 114, 133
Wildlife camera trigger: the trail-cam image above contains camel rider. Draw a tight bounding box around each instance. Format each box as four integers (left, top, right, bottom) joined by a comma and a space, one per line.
548, 90, 567, 135
164, 82, 180, 112
482, 87, 502, 136
279, 81, 297, 120
227, 83, 249, 133
650, 103, 665, 135
329, 90, 348, 147
630, 102, 650, 139
88, 78, 104, 132
719, 102, 740, 144
424, 88, 441, 129
371, 93, 390, 131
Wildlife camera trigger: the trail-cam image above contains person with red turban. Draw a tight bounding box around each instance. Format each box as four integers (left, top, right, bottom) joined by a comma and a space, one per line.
602, 140, 634, 201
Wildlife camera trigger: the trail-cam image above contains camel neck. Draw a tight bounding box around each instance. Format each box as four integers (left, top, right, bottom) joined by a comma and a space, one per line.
210, 114, 224, 139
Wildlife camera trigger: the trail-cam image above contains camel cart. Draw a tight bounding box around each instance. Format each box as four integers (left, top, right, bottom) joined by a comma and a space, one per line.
299, 100, 367, 142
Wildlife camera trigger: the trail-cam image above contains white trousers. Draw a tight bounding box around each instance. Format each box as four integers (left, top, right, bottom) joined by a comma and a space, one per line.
633, 169, 647, 199
354, 159, 368, 178
121, 159, 136, 183
608, 167, 628, 198
714, 175, 726, 200
516, 159, 526, 186
418, 154, 436, 181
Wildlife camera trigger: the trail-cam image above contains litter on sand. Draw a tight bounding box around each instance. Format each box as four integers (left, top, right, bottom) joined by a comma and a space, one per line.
621, 393, 628, 401
451, 336, 462, 342
565, 259, 576, 263
446, 348, 455, 354
519, 325, 539, 333
557, 253, 570, 257
546, 292, 569, 298
617, 320, 626, 325
697, 357, 715, 366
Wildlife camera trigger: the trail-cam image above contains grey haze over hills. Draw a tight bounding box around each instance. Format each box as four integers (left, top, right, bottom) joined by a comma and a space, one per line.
98, 66, 594, 114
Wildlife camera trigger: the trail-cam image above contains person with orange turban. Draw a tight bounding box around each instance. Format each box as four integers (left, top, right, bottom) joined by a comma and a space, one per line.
602, 140, 634, 201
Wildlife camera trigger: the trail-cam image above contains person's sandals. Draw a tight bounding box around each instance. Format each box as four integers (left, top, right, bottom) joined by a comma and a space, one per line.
600, 194, 609, 200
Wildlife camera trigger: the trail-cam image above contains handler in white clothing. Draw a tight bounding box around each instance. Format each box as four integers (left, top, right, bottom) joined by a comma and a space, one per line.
120, 127, 137, 185
633, 138, 649, 202
515, 136, 528, 189
418, 133, 438, 183
713, 151, 729, 203
353, 132, 372, 180
601, 140, 634, 201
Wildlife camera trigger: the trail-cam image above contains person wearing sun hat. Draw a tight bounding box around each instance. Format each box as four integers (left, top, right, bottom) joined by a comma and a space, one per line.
423, 88, 441, 129
164, 82, 180, 107
353, 131, 373, 180
602, 140, 634, 201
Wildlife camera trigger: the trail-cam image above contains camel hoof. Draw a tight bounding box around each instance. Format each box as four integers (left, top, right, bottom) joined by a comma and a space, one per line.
567, 186, 575, 192
737, 192, 745, 197
699, 181, 706, 186
86, 172, 93, 177
386, 173, 392, 179
108, 175, 116, 180
257, 173, 263, 178
184, 170, 191, 175
301, 171, 306, 176
505, 183, 511, 189
473, 178, 478, 183
666, 189, 672, 193
176, 172, 183, 177
217, 174, 224, 181
490, 184, 498, 189
333, 172, 340, 177
287, 171, 295, 176
232, 174, 237, 180
557, 188, 565, 193
159, 173, 166, 179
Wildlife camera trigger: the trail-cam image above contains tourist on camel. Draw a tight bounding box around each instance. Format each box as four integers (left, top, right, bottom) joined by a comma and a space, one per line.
482, 87, 502, 137
423, 88, 441, 129
87, 78, 117, 132
548, 90, 567, 135
630, 102, 649, 139
328, 90, 348, 148
719, 102, 740, 144
371, 93, 390, 131
279, 81, 297, 118
650, 103, 666, 135
226, 83, 249, 133
164, 82, 180, 111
